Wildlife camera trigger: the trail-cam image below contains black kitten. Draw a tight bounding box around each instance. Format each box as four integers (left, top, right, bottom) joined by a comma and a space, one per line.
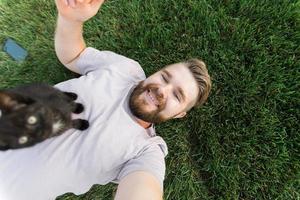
0, 83, 89, 150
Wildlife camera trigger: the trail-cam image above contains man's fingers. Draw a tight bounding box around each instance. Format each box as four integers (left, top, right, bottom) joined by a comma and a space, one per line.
62, 0, 98, 8
90, 0, 105, 6
55, 0, 71, 10
68, 0, 76, 8
70, 0, 94, 7
78, 0, 93, 4
63, 0, 69, 6
67, 0, 91, 8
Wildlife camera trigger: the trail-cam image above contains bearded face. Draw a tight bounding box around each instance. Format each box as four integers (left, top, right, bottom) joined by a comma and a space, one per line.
129, 63, 201, 124
129, 81, 168, 123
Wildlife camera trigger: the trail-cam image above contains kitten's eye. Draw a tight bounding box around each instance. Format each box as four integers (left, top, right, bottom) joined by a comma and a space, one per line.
18, 136, 28, 144
27, 116, 38, 125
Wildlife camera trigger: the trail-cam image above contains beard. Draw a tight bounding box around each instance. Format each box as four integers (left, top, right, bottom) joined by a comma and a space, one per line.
129, 81, 167, 124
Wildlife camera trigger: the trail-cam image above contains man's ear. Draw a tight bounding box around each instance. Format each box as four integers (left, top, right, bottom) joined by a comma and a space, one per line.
173, 112, 187, 119
0, 91, 33, 112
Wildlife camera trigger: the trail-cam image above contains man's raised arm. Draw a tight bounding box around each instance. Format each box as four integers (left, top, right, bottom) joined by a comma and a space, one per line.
54, 0, 104, 73
115, 171, 163, 200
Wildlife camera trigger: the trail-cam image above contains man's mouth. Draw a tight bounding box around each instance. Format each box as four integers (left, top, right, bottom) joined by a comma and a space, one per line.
146, 89, 159, 107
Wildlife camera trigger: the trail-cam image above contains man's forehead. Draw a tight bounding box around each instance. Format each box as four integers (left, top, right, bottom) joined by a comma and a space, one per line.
163, 62, 184, 70
161, 63, 191, 80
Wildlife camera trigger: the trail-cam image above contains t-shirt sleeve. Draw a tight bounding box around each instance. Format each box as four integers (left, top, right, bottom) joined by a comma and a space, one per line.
76, 47, 143, 77
115, 144, 166, 191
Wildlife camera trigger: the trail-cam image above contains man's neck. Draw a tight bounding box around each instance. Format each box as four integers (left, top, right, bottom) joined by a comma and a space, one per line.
134, 117, 152, 129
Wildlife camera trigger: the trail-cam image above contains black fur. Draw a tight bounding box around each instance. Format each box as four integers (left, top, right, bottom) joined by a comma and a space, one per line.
0, 83, 89, 150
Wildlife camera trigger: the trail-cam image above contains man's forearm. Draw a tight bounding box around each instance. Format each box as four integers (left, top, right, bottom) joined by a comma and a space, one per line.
55, 15, 86, 66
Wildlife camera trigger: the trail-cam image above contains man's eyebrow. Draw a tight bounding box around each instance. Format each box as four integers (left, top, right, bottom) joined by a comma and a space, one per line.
162, 69, 172, 79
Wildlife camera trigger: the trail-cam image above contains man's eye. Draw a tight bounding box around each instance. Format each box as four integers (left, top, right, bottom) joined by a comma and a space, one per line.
173, 92, 180, 102
161, 75, 168, 83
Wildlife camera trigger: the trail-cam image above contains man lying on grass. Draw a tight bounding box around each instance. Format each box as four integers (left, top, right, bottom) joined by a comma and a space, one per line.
0, 0, 211, 199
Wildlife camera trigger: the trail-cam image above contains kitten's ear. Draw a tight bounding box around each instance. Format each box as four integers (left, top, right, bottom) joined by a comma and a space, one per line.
0, 91, 34, 112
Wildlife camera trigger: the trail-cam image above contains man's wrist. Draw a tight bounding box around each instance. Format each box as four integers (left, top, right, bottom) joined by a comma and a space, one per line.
57, 14, 84, 27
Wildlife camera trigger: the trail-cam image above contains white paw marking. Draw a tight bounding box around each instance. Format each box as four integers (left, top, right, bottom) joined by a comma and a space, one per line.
52, 120, 64, 134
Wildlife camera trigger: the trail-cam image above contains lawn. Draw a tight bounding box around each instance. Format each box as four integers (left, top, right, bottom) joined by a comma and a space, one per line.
0, 0, 299, 199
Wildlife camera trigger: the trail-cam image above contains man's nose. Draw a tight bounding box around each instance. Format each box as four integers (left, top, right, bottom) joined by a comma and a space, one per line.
158, 84, 173, 99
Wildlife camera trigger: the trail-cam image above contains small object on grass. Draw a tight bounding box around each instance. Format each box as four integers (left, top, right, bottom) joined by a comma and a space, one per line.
3, 38, 28, 61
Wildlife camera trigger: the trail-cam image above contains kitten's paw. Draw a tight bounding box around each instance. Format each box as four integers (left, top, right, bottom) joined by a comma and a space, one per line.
73, 103, 84, 114
79, 120, 89, 130
64, 92, 78, 100
0, 145, 9, 151
72, 119, 89, 131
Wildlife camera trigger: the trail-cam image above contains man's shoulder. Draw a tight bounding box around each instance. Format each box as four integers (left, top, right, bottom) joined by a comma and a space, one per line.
144, 136, 168, 157
77, 47, 145, 77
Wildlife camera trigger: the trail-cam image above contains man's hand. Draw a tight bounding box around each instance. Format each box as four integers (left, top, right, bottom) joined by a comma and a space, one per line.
54, 0, 105, 73
55, 0, 105, 22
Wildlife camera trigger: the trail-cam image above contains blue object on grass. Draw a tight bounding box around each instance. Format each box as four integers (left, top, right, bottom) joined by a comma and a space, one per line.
3, 38, 28, 61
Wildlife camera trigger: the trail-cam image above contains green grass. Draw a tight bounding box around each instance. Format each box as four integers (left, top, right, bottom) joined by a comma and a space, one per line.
0, 0, 299, 199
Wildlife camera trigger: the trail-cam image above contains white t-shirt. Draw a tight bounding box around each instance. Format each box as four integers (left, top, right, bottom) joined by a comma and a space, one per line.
0, 47, 168, 200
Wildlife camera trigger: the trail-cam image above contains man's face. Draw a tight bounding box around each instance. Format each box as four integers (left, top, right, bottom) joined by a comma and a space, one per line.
129, 63, 199, 123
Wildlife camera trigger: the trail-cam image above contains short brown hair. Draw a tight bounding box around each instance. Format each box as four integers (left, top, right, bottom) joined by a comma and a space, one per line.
185, 59, 211, 107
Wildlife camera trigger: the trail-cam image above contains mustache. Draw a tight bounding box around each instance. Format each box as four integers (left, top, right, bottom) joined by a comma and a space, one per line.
142, 84, 165, 108
129, 82, 168, 123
